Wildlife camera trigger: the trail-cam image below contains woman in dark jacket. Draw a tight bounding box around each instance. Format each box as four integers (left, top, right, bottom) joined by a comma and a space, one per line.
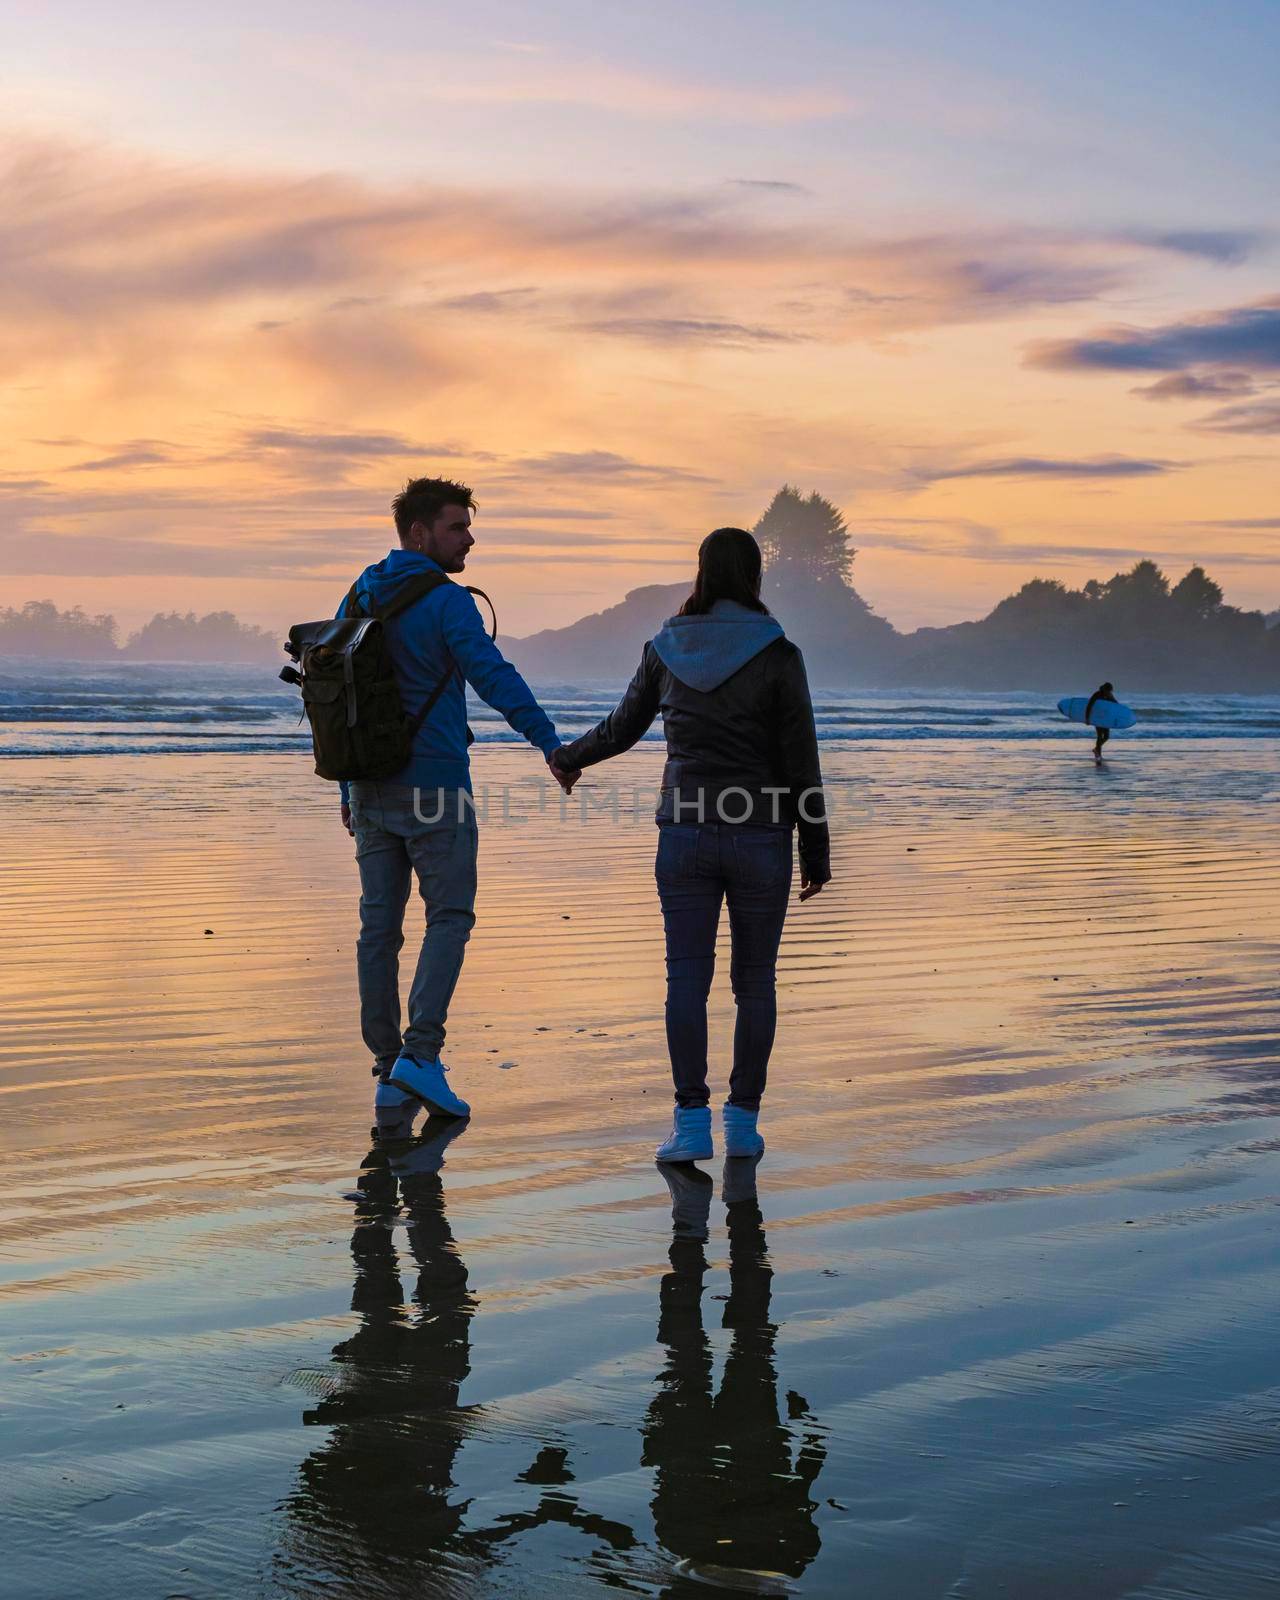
553, 528, 831, 1164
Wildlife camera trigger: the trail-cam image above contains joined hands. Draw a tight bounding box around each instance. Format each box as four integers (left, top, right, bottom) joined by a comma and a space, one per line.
548, 749, 580, 794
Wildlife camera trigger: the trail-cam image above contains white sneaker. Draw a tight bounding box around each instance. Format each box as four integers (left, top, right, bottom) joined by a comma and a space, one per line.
388, 1053, 471, 1119
722, 1104, 764, 1158
655, 1105, 713, 1163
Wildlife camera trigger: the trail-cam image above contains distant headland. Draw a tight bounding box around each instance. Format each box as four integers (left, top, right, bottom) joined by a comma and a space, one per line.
5, 486, 1278, 691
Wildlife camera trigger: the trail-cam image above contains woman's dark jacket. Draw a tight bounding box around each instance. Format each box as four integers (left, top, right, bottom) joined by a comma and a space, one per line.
557, 600, 830, 884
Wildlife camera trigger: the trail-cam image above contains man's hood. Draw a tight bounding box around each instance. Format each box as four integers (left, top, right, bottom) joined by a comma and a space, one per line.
355, 548, 446, 607
651, 599, 785, 693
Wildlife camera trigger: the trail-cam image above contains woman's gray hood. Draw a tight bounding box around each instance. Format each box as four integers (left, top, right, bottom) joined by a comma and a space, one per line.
650, 599, 785, 693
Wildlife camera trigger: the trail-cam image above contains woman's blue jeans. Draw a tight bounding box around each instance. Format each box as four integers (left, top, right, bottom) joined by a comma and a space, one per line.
654, 822, 793, 1111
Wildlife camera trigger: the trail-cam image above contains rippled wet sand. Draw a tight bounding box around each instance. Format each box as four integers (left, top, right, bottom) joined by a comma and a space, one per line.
3, 742, 1280, 1598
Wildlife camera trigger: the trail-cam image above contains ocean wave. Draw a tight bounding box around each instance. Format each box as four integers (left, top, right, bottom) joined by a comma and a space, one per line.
0, 705, 283, 724
4, 663, 1280, 754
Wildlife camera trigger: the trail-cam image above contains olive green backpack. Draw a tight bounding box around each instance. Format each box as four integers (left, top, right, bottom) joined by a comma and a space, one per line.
281, 572, 494, 782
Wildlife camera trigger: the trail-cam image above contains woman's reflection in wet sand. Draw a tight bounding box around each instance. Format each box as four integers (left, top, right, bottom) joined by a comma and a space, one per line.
645, 1157, 826, 1591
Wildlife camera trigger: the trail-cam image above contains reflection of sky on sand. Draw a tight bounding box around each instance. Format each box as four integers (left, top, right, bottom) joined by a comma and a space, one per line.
3, 742, 1280, 1595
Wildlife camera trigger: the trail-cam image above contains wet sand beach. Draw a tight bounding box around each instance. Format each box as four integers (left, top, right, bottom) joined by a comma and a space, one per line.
4, 740, 1280, 1598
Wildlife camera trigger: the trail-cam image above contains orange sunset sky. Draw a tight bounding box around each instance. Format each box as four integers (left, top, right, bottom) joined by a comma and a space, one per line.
2, 1, 1276, 638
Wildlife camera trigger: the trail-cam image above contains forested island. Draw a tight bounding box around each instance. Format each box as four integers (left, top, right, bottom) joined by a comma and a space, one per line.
0, 602, 279, 664
504, 487, 1280, 693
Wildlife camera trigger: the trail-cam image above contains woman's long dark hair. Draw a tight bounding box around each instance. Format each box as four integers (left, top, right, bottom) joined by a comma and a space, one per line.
677, 527, 771, 617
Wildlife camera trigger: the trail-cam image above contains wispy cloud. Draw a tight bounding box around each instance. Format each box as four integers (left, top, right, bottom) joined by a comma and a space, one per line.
857, 516, 1276, 571
509, 450, 713, 484
1189, 517, 1280, 530
0, 523, 689, 580
242, 428, 484, 460
577, 316, 801, 345
1131, 371, 1256, 401
727, 179, 812, 195
433, 288, 540, 314
69, 445, 172, 472
1125, 229, 1267, 265
918, 455, 1180, 482
1193, 399, 1280, 435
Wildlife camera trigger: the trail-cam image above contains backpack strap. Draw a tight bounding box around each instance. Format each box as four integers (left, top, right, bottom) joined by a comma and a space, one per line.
466, 585, 497, 640
367, 569, 454, 621
404, 659, 459, 739
347, 570, 495, 633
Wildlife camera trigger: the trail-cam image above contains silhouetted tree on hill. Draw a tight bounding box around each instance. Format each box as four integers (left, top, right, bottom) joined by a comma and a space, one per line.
750, 485, 897, 681
1099, 559, 1169, 624
755, 487, 856, 590
1170, 565, 1224, 619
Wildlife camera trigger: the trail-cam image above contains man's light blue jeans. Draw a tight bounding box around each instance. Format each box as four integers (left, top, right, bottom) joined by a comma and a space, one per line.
348, 783, 478, 1074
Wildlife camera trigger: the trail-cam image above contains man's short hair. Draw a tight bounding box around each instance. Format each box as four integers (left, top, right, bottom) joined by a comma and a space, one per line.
392, 476, 476, 539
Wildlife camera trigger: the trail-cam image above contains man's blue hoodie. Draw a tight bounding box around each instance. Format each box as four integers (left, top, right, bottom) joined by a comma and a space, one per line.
337, 549, 560, 794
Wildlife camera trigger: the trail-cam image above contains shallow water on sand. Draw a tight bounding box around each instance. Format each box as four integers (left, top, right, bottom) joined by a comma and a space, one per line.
3, 743, 1280, 1598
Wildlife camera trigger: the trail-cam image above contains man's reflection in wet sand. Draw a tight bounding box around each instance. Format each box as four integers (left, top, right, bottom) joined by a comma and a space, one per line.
276, 1122, 634, 1594
278, 1120, 481, 1587
644, 1157, 826, 1589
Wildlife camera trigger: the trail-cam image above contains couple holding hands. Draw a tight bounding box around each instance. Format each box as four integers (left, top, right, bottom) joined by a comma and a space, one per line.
341, 477, 829, 1164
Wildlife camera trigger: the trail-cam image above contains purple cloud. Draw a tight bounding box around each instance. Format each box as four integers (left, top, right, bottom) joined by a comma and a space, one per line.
1131, 371, 1256, 401
69, 448, 171, 472
434, 288, 540, 313
1027, 296, 1280, 373
1193, 399, 1280, 434
1132, 229, 1265, 265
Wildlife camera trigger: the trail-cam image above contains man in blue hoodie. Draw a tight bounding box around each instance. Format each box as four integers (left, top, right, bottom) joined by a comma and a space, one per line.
340, 476, 571, 1133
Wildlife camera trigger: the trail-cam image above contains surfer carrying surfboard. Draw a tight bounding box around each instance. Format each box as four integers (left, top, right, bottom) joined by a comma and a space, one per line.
1056, 687, 1136, 753
1085, 681, 1118, 763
